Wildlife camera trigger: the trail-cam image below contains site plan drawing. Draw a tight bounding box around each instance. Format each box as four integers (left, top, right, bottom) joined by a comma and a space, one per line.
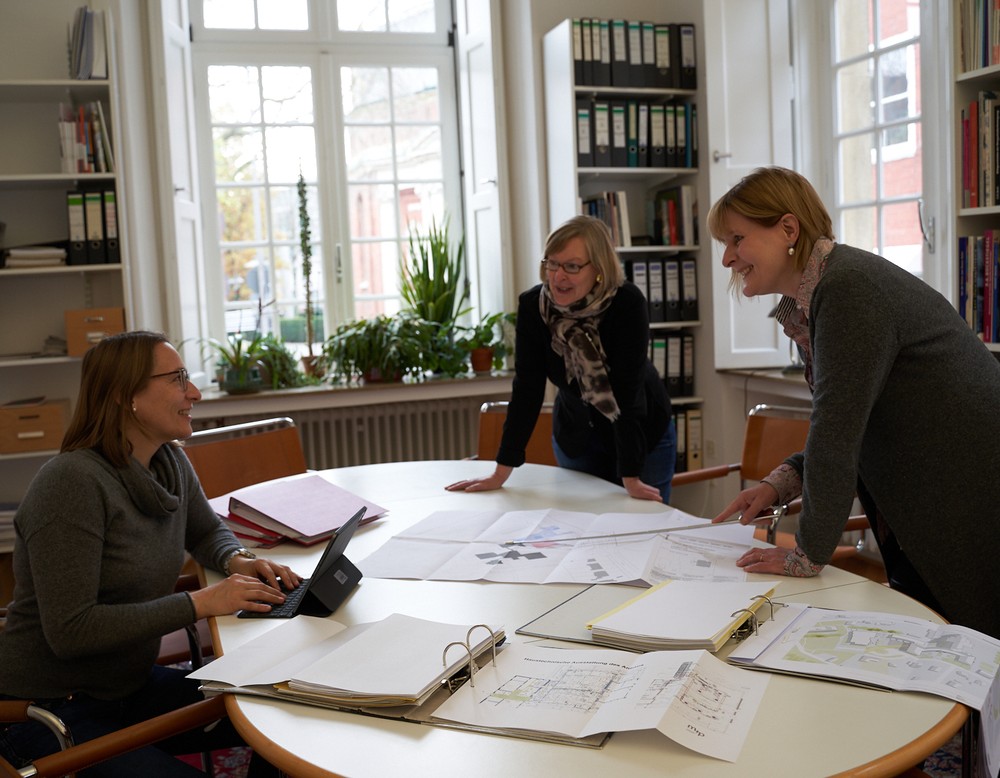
357, 508, 755, 585
431, 644, 769, 762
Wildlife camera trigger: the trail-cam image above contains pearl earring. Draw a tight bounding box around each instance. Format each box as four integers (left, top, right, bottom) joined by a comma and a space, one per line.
787, 245, 795, 256
131, 403, 137, 413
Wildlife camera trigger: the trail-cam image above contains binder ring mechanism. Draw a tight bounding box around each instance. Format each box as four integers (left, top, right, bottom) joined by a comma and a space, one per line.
730, 596, 786, 643
442, 624, 501, 692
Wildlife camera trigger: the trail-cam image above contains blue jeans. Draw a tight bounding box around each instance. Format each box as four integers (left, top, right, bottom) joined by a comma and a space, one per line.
0, 665, 276, 777
553, 418, 677, 503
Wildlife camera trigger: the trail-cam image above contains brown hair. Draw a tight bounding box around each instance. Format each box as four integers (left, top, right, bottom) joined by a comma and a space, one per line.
706, 166, 835, 270
62, 330, 170, 467
540, 215, 624, 297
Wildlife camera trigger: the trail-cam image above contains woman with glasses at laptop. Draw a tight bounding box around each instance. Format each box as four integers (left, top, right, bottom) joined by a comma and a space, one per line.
447, 215, 676, 503
0, 331, 298, 776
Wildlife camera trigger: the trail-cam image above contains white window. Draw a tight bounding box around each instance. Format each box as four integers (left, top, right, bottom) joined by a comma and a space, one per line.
191, 0, 460, 349
828, 0, 925, 277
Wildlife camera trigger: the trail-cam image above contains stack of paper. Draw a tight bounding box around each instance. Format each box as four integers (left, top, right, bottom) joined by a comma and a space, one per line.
190, 613, 505, 708
587, 579, 778, 652
208, 473, 387, 546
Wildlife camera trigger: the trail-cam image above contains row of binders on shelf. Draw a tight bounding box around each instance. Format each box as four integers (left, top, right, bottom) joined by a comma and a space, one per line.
59, 100, 115, 175
572, 18, 696, 90
958, 230, 1000, 342
66, 188, 120, 264
675, 405, 703, 473
957, 0, 1000, 73
651, 332, 695, 398
577, 99, 697, 169
581, 184, 697, 249
628, 257, 699, 322
959, 90, 1000, 208
69, 5, 110, 80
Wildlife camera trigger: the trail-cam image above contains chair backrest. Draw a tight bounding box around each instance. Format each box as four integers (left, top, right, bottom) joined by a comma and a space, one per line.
476, 401, 557, 466
740, 404, 810, 482
182, 417, 308, 499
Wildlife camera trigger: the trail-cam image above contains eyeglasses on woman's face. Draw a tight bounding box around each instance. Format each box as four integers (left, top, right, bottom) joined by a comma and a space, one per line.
541, 258, 592, 275
149, 367, 189, 392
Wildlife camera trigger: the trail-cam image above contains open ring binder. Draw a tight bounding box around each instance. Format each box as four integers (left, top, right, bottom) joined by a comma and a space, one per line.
442, 625, 501, 690
729, 608, 759, 641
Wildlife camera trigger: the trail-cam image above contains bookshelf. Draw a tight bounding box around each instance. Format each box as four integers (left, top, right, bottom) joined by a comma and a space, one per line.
954, 3, 1000, 353
542, 18, 704, 472
0, 33, 130, 505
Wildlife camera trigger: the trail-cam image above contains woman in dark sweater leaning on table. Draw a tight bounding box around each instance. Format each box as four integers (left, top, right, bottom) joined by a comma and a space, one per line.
0, 331, 299, 776
447, 215, 676, 503
708, 166, 1000, 641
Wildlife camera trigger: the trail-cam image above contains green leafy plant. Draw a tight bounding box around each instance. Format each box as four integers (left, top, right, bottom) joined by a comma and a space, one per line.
319, 314, 432, 383
258, 333, 318, 389
401, 215, 470, 326
203, 332, 266, 394
456, 311, 516, 370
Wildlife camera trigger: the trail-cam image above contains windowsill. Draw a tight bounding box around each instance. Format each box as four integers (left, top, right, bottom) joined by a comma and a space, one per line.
193, 370, 515, 419
718, 367, 812, 403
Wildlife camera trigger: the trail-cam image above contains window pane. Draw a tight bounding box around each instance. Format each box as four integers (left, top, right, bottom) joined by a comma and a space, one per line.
352, 241, 400, 318
344, 126, 394, 181
258, 0, 308, 30
338, 0, 387, 32
840, 205, 878, 254
878, 0, 918, 46
262, 67, 313, 123
204, 0, 255, 29
395, 125, 442, 179
348, 184, 398, 239
838, 132, 877, 204
208, 66, 261, 124
214, 127, 265, 183
217, 187, 267, 242
387, 0, 435, 32
834, 0, 873, 62
392, 68, 439, 122
836, 60, 874, 133
398, 181, 445, 232
265, 126, 317, 182
881, 201, 922, 276
222, 247, 263, 302
882, 122, 921, 195
342, 68, 391, 123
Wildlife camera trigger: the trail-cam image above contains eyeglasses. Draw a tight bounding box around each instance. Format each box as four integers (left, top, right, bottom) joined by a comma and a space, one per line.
149, 367, 189, 392
541, 258, 591, 275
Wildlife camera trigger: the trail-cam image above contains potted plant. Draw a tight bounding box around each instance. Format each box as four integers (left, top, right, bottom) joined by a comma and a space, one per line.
258, 333, 318, 389
319, 313, 431, 384
204, 332, 266, 394
297, 171, 320, 376
400, 215, 470, 327
457, 312, 516, 373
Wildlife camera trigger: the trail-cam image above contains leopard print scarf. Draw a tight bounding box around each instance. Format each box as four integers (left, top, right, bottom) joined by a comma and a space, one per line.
540, 283, 621, 421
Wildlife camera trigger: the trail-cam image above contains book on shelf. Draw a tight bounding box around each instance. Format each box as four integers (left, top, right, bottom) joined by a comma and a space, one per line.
1, 246, 67, 268
68, 6, 109, 80
207, 473, 387, 546
650, 184, 696, 247
586, 579, 777, 652
59, 102, 114, 175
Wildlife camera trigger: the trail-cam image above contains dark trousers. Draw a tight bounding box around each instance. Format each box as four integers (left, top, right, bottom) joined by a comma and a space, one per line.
0, 665, 277, 777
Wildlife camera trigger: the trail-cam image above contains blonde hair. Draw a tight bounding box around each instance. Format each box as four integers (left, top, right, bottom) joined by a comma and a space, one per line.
540, 215, 624, 297
62, 331, 170, 467
706, 166, 834, 271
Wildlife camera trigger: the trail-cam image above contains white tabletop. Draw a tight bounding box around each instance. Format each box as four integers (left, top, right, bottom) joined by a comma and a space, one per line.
206, 461, 964, 778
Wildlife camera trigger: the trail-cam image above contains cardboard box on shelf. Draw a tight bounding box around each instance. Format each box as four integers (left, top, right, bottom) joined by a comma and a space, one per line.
0, 398, 70, 454
64, 307, 125, 357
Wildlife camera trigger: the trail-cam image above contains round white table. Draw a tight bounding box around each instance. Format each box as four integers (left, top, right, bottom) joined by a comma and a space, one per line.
205, 461, 966, 778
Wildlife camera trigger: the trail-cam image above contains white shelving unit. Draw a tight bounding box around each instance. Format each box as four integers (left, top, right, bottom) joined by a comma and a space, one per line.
0, 71, 130, 503
542, 18, 705, 415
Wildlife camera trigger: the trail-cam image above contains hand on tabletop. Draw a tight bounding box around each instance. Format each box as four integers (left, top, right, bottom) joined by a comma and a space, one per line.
736, 545, 824, 577
445, 465, 513, 494
622, 476, 663, 502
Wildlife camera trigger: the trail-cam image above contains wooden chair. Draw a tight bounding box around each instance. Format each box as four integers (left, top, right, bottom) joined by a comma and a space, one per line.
182, 416, 308, 500
475, 401, 557, 466
0, 695, 227, 778
671, 404, 882, 580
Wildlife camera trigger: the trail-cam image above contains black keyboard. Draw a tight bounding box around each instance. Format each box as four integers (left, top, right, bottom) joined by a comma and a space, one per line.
238, 579, 310, 618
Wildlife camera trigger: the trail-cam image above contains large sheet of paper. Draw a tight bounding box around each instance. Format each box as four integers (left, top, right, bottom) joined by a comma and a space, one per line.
358, 508, 756, 585
432, 644, 769, 762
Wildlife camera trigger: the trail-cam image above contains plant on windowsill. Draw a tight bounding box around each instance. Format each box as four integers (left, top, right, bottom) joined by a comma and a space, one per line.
297, 170, 321, 377
456, 311, 516, 373
400, 214, 470, 329
319, 313, 431, 384
257, 333, 318, 389
204, 331, 266, 394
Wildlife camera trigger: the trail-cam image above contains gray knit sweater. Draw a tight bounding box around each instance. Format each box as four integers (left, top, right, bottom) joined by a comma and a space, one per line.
0, 445, 242, 700
790, 244, 1000, 639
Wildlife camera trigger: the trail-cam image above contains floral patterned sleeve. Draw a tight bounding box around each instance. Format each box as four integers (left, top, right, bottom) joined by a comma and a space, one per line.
761, 462, 802, 505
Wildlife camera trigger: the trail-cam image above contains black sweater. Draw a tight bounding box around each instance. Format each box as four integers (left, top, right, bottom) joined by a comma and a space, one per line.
497, 282, 671, 479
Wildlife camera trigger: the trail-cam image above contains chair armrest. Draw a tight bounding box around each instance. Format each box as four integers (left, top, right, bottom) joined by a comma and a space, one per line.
671, 463, 739, 488
27, 696, 227, 778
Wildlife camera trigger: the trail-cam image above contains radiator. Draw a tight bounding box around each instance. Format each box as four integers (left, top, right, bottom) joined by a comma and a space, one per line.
195, 396, 505, 470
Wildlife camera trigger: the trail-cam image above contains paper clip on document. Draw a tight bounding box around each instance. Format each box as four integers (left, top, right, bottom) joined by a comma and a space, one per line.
442, 624, 501, 691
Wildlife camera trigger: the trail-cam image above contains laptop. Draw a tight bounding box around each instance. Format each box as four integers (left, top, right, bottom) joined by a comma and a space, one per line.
237, 506, 366, 619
